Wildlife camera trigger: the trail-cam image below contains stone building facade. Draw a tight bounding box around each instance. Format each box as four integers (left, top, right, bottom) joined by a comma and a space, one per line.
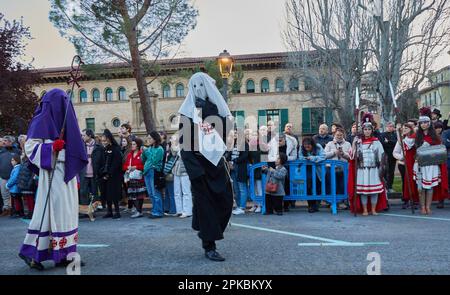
33, 52, 338, 137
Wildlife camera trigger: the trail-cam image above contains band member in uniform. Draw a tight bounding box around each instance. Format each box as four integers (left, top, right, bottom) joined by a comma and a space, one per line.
178, 72, 234, 262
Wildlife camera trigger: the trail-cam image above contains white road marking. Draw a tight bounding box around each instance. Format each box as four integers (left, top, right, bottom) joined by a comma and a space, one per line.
380, 213, 450, 222
231, 223, 389, 247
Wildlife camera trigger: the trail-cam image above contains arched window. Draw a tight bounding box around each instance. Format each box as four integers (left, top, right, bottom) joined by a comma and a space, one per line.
92, 88, 100, 102
105, 88, 113, 102
246, 80, 255, 94
112, 118, 121, 128
163, 84, 171, 98
304, 77, 313, 91
79, 89, 88, 103
176, 84, 185, 97
289, 78, 299, 91
118, 87, 127, 101
261, 79, 270, 93
275, 79, 284, 93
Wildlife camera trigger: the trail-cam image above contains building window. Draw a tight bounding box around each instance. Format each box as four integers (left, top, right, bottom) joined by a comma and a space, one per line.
118, 87, 127, 101
275, 79, 284, 93
257, 109, 289, 134
163, 85, 171, 98
304, 77, 313, 91
289, 78, 299, 91
302, 107, 333, 135
92, 89, 100, 102
169, 114, 179, 128
434, 92, 437, 105
261, 79, 270, 93
176, 84, 185, 97
105, 88, 113, 102
79, 89, 88, 103
85, 118, 95, 131
231, 111, 246, 130
246, 80, 255, 93
112, 118, 121, 128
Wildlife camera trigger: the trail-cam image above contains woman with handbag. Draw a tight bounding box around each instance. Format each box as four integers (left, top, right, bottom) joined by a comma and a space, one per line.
413, 108, 449, 215
123, 138, 147, 218
262, 153, 288, 216
142, 131, 165, 219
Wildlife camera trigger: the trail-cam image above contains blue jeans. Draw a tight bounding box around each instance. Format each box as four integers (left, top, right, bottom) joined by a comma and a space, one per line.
231, 169, 248, 209
144, 169, 163, 217
164, 180, 176, 214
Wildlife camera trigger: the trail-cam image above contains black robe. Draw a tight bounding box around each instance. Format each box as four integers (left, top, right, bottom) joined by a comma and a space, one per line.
99, 144, 123, 202
179, 98, 233, 242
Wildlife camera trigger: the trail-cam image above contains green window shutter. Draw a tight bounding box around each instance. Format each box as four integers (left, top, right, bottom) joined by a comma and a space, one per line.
258, 110, 267, 128
280, 109, 289, 133
325, 108, 333, 126
302, 108, 311, 134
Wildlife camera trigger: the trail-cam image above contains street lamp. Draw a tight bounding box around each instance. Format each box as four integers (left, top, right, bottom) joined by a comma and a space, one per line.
217, 49, 234, 102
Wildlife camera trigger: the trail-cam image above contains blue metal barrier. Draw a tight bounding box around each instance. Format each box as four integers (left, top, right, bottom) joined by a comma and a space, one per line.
248, 160, 349, 215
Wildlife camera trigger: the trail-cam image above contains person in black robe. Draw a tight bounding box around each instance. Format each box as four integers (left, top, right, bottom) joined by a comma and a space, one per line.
178, 72, 234, 262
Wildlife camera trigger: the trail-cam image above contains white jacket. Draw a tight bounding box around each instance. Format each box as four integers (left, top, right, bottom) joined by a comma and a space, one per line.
268, 134, 298, 162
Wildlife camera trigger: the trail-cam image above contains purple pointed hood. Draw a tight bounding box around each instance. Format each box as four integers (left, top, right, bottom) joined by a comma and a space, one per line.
27, 89, 87, 183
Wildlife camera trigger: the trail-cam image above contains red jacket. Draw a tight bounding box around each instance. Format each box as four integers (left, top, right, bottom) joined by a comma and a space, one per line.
123, 150, 144, 172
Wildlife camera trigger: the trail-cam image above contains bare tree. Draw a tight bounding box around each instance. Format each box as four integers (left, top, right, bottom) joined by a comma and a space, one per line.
365, 0, 450, 124
284, 0, 376, 129
49, 0, 198, 133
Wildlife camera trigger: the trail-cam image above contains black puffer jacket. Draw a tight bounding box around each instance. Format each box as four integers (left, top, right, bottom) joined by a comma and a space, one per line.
17, 159, 36, 192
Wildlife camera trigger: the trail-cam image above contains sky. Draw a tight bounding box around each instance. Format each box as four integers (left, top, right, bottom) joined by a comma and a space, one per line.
1, 0, 448, 70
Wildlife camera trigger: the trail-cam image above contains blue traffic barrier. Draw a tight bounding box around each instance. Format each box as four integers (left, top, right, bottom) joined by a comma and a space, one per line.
248, 160, 349, 215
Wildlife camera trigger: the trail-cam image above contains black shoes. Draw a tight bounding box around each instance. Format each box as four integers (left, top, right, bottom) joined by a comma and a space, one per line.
112, 213, 121, 220
205, 250, 225, 262
437, 201, 445, 209
19, 254, 44, 271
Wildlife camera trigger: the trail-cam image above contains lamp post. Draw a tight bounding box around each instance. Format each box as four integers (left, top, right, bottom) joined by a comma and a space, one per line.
217, 49, 234, 103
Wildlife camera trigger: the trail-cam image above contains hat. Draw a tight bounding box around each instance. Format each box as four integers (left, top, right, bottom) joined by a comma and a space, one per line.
361, 113, 374, 129
432, 108, 442, 119
418, 107, 432, 123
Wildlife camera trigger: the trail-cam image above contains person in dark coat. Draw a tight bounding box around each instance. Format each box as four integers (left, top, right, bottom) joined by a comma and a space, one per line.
99, 129, 123, 219
178, 72, 234, 262
17, 156, 37, 219
80, 129, 104, 208
381, 122, 397, 193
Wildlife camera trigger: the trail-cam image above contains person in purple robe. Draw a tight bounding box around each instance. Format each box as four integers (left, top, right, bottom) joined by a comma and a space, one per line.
18, 89, 87, 271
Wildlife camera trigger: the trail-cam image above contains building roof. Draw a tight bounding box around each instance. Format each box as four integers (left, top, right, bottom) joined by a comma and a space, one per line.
33, 51, 330, 84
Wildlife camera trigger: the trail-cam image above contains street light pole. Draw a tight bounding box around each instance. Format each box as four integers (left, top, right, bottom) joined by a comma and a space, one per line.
217, 49, 234, 103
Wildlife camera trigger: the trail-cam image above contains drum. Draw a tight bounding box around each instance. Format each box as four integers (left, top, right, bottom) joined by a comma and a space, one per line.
416, 144, 447, 167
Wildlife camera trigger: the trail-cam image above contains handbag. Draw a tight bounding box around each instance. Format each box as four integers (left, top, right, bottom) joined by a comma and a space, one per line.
124, 155, 143, 181
416, 144, 447, 167
265, 172, 278, 193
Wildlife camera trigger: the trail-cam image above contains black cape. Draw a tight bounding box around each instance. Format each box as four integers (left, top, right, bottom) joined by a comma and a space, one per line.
179, 99, 233, 242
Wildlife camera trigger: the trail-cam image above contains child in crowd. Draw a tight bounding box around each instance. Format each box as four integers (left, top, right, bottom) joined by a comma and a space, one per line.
262, 153, 288, 216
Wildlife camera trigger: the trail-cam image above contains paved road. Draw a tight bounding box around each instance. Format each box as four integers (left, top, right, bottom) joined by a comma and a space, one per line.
1, 202, 450, 275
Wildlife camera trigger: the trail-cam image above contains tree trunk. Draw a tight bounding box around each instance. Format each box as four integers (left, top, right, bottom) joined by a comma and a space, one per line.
127, 30, 155, 134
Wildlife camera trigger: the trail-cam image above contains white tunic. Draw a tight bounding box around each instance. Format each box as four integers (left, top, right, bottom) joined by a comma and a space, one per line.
413, 142, 441, 190
355, 140, 385, 195
19, 139, 78, 263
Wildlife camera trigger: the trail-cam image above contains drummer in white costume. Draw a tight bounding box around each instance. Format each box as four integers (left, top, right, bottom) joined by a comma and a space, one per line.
18, 89, 87, 270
